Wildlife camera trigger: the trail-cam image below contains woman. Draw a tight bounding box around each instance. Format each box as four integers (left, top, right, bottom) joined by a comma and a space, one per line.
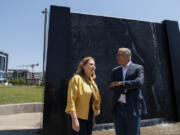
65, 57, 101, 135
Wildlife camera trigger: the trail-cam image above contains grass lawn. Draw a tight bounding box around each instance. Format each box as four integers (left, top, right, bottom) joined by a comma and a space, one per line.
0, 86, 44, 105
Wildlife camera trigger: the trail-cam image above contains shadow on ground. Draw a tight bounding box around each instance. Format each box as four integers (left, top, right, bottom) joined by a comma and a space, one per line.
0, 129, 40, 135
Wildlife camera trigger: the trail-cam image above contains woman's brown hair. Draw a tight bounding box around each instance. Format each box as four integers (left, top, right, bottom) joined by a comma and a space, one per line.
75, 56, 96, 80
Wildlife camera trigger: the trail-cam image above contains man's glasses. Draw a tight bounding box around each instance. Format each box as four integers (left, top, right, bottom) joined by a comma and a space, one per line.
116, 52, 130, 56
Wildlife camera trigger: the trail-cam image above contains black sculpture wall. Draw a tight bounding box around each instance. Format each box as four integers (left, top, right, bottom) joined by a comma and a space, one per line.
164, 20, 180, 120
43, 5, 180, 135
42, 6, 70, 135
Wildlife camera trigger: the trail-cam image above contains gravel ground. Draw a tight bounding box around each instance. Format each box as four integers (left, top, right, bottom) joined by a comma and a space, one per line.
93, 123, 180, 135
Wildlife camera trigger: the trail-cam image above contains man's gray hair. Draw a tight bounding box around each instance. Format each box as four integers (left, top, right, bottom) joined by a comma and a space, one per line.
118, 48, 131, 59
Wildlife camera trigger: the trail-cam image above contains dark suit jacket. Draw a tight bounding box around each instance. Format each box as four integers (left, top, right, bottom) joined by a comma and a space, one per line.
110, 62, 147, 116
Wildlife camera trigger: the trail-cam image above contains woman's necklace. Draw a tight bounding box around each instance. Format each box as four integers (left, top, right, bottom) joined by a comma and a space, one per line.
90, 84, 94, 91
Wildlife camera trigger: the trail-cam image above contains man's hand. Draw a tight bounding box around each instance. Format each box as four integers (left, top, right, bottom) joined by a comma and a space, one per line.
109, 81, 123, 88
109, 81, 117, 88
116, 81, 123, 86
125, 77, 140, 91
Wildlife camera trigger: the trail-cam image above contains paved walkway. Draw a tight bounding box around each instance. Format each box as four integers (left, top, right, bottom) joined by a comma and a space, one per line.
0, 113, 42, 135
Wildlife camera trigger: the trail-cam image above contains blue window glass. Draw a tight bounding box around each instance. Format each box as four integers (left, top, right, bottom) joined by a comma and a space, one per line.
0, 56, 5, 71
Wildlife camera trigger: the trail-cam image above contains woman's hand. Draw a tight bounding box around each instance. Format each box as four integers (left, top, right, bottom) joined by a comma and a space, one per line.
93, 115, 96, 128
72, 118, 80, 132
70, 111, 80, 132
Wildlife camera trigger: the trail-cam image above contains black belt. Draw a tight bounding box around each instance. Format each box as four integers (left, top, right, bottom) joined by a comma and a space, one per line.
117, 102, 126, 106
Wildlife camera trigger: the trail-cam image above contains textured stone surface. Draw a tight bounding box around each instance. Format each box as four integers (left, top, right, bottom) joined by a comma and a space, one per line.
43, 6, 70, 135
163, 20, 180, 120
43, 5, 179, 135
69, 13, 176, 123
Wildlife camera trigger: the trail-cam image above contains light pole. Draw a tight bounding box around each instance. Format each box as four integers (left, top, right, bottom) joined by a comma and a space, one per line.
42, 8, 48, 80
39, 8, 48, 134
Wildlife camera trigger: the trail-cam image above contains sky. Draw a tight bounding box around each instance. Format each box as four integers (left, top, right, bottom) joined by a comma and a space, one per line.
0, 0, 180, 72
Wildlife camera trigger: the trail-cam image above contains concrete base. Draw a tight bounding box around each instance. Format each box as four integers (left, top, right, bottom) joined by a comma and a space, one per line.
0, 103, 43, 115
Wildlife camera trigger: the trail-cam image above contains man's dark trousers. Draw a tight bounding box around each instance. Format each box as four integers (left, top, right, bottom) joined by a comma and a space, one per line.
114, 104, 141, 135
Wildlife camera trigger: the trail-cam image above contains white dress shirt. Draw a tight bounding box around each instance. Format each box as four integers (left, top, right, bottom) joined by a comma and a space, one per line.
118, 61, 132, 103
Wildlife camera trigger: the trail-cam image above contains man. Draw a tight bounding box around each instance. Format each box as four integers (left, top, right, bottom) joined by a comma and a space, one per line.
109, 48, 147, 135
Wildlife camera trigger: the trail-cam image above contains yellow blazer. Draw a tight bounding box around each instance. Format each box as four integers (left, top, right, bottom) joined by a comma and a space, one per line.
65, 75, 96, 120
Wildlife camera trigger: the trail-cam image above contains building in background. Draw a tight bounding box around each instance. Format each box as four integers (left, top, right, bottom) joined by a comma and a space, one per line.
7, 69, 32, 80
27, 72, 43, 85
7, 69, 43, 85
0, 50, 43, 85
34, 72, 43, 79
0, 51, 8, 83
